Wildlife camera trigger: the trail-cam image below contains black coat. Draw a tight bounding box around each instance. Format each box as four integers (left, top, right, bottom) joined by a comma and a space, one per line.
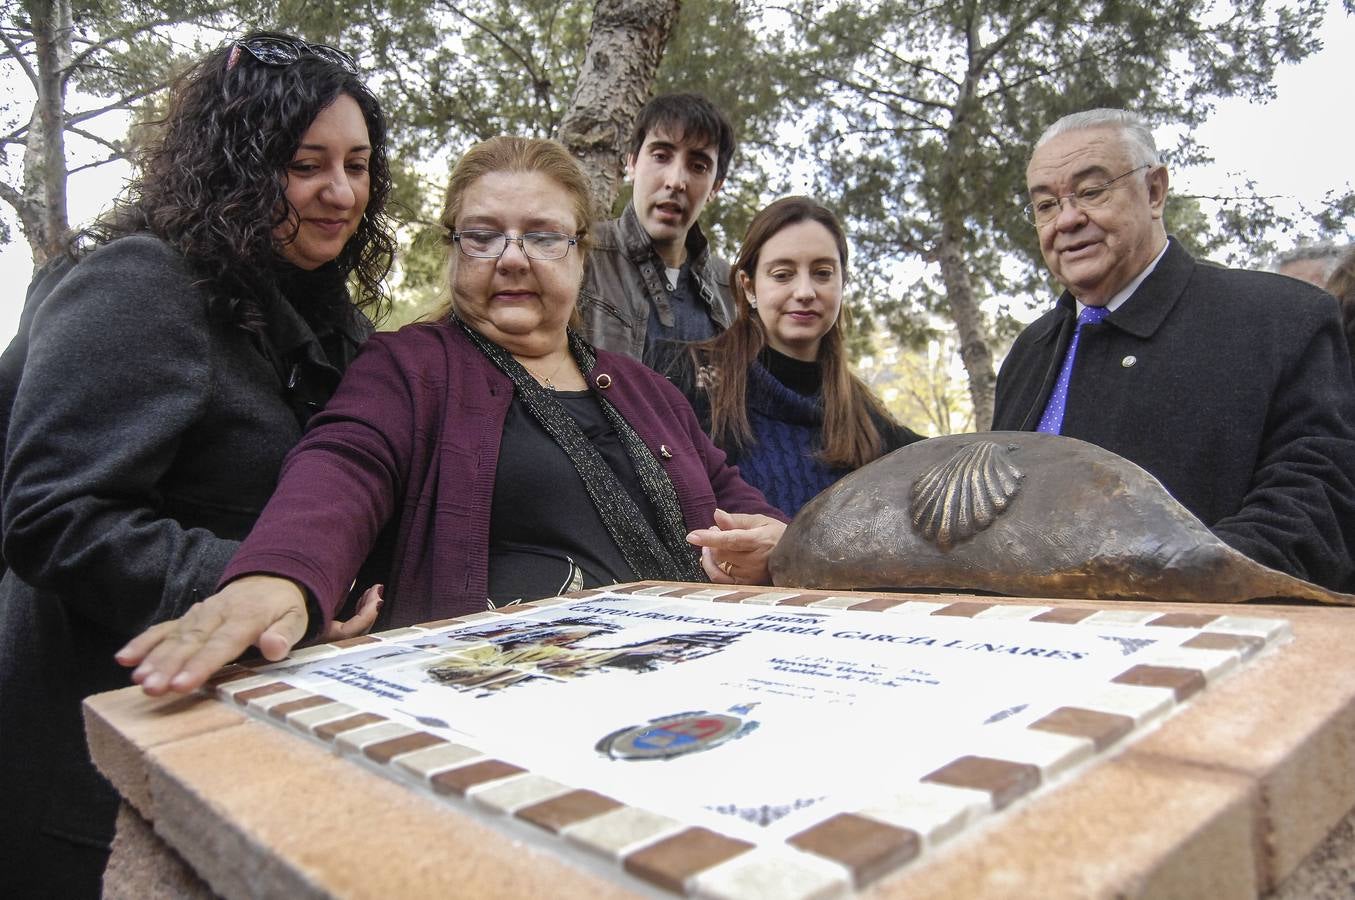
0, 235, 369, 893
993, 238, 1355, 592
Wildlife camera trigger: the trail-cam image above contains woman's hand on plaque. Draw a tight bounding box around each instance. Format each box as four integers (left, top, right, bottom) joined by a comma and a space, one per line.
322, 583, 383, 643
116, 575, 309, 696
688, 509, 787, 585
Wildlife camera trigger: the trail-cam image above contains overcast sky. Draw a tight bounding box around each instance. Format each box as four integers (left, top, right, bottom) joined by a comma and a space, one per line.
0, 4, 1350, 345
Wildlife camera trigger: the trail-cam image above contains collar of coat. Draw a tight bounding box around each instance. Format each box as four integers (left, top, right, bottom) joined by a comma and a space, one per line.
1046, 236, 1195, 341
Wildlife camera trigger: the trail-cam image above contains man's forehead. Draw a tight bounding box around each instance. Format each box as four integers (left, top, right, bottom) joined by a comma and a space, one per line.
1026, 128, 1134, 190
640, 124, 718, 157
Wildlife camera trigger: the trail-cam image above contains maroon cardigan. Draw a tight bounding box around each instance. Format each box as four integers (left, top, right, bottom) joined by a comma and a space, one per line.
221, 322, 784, 629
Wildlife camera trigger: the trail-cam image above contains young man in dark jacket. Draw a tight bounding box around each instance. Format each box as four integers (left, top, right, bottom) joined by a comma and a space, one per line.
579, 93, 737, 373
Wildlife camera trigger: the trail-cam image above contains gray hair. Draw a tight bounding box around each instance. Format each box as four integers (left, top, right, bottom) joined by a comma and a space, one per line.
1034, 109, 1161, 167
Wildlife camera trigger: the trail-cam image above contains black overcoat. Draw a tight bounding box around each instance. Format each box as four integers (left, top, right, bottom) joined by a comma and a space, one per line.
993, 238, 1355, 591
0, 234, 368, 894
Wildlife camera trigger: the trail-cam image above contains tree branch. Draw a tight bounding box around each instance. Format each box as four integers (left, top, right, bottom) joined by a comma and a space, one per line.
65, 125, 122, 155
1, 29, 39, 86
67, 154, 125, 177
66, 82, 171, 126
434, 0, 544, 86
64, 5, 236, 75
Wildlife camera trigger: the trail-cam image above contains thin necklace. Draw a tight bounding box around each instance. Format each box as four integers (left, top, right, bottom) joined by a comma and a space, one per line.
520, 353, 567, 390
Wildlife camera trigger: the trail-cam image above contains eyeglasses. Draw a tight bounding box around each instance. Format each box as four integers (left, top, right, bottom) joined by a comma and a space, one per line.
1023, 164, 1153, 225
452, 230, 579, 261
227, 37, 359, 75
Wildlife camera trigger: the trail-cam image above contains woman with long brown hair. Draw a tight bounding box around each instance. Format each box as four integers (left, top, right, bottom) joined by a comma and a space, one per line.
673, 196, 923, 516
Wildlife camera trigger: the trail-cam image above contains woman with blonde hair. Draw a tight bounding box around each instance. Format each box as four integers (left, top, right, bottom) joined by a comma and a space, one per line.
673, 196, 922, 516
120, 136, 787, 695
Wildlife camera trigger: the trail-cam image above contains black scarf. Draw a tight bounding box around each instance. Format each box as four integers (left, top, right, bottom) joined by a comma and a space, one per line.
457, 318, 704, 583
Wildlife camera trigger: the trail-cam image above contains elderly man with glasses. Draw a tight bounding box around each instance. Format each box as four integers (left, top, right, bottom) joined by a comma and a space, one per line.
992, 108, 1355, 593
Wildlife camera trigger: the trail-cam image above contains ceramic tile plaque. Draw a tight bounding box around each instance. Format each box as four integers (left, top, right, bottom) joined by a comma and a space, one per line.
211, 586, 1289, 898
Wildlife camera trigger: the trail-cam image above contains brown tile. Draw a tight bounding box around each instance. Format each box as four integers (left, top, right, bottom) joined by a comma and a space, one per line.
516, 789, 623, 833
710, 591, 766, 604
267, 694, 335, 720
363, 731, 446, 764
775, 593, 831, 607
932, 601, 993, 618
330, 635, 382, 648
923, 755, 1042, 810
415, 616, 469, 629
1031, 607, 1099, 624
1149, 613, 1221, 629
429, 759, 526, 796
787, 812, 921, 887
622, 827, 754, 893
1184, 632, 1267, 657
617, 581, 665, 592
312, 712, 387, 742
559, 588, 609, 599
847, 597, 907, 611
1113, 664, 1206, 701
231, 682, 296, 705
1030, 706, 1135, 751
205, 666, 256, 686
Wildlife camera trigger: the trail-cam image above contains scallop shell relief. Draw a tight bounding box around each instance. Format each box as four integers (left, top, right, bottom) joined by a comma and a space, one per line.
910, 441, 1024, 550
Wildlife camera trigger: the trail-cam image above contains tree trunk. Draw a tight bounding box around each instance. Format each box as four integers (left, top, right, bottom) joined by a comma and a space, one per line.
556, 0, 681, 219
20, 0, 73, 265
934, 221, 996, 430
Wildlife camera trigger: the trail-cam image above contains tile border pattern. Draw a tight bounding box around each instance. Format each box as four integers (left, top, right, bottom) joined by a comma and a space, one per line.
208, 584, 1289, 899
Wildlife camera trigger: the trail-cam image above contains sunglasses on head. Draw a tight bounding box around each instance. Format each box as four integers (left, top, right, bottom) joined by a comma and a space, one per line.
227, 37, 359, 75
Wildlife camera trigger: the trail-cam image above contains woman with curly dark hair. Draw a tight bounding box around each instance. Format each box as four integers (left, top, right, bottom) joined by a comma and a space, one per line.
0, 32, 395, 895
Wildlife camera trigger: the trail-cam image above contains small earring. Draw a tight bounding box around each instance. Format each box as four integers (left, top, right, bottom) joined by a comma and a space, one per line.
748, 295, 757, 309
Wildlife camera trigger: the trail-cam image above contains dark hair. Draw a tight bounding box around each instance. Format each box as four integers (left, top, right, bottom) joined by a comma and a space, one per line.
1326, 246, 1355, 355
83, 31, 396, 327
627, 93, 736, 185
692, 196, 896, 469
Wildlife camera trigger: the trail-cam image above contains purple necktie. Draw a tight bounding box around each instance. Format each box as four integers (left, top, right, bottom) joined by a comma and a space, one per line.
1036, 305, 1110, 435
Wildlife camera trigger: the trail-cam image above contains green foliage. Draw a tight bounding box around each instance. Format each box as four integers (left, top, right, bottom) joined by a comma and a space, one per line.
782, 0, 1329, 355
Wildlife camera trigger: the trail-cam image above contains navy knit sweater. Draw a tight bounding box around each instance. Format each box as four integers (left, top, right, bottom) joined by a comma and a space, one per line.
668, 345, 923, 518
729, 354, 847, 516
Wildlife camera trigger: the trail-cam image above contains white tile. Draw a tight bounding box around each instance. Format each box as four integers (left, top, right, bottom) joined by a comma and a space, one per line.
212, 674, 280, 700
334, 721, 416, 754
881, 601, 951, 616
739, 591, 807, 605
1063, 682, 1176, 726
1131, 645, 1239, 681
471, 773, 573, 813
631, 585, 686, 596
973, 604, 1053, 621
392, 742, 486, 781
692, 846, 851, 899
856, 781, 989, 846
563, 806, 685, 860
804, 596, 866, 609
967, 728, 1094, 779
286, 701, 359, 732
1205, 615, 1292, 643
281, 643, 348, 663
1083, 610, 1161, 627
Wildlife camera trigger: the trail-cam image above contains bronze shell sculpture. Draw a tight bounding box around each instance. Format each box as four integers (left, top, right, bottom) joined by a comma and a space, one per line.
769, 432, 1355, 605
